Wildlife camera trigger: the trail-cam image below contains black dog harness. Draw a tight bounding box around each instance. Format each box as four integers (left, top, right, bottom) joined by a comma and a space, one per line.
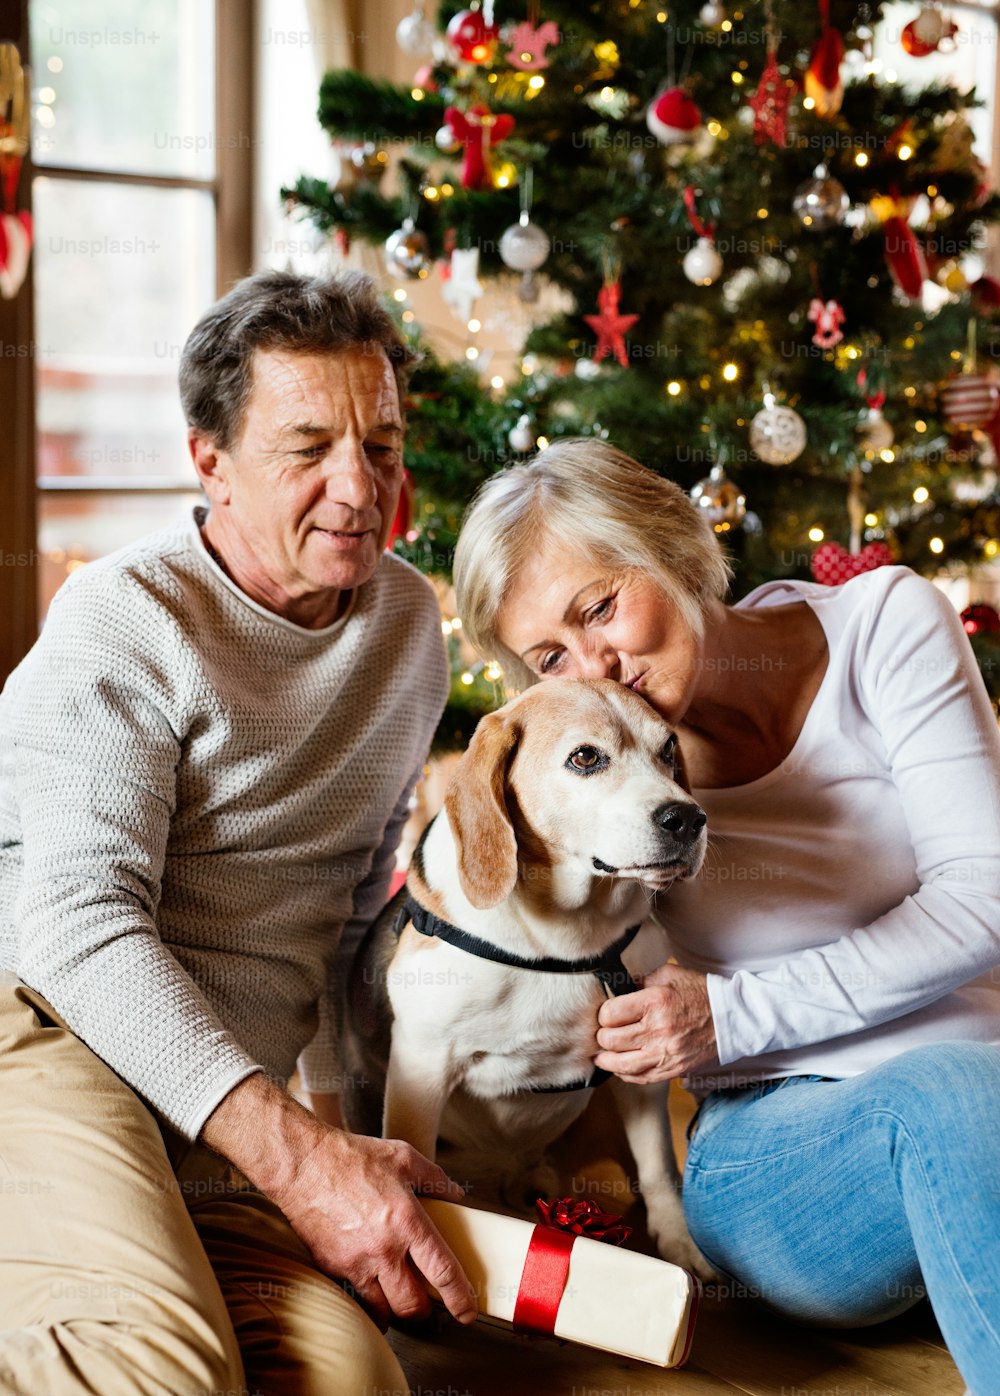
392, 894, 641, 1091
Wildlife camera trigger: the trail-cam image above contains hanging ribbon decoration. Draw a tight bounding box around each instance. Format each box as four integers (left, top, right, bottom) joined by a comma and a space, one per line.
682, 185, 715, 242
0, 42, 33, 300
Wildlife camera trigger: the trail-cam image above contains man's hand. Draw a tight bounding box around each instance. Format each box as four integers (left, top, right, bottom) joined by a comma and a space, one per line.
200, 1073, 477, 1330
594, 964, 719, 1082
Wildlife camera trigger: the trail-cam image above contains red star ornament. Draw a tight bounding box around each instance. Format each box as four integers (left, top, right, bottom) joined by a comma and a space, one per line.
749, 50, 789, 147
584, 280, 639, 368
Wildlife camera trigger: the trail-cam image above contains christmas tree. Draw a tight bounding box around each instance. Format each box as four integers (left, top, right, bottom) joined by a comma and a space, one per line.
285, 0, 1000, 728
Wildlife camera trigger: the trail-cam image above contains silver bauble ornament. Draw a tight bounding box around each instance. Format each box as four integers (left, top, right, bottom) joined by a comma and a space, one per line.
690, 465, 746, 531
508, 414, 536, 453
792, 166, 849, 231
384, 218, 431, 279
396, 8, 436, 56
683, 236, 723, 286
856, 406, 894, 454
699, 1, 727, 24
434, 123, 461, 154
749, 401, 807, 464
499, 216, 550, 273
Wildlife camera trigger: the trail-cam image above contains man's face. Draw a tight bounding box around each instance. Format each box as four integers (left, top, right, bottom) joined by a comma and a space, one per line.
204, 345, 404, 613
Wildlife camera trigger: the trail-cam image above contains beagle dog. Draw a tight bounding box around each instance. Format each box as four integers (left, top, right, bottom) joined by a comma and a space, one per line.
341, 676, 712, 1277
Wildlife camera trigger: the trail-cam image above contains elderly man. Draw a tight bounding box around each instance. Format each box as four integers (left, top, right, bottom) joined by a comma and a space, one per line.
0, 269, 476, 1396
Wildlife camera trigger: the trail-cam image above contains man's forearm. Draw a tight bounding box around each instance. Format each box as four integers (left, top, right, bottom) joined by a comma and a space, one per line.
200, 1070, 330, 1200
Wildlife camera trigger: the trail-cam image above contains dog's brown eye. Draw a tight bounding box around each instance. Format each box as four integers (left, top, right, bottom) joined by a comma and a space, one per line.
567, 745, 606, 773
660, 735, 678, 765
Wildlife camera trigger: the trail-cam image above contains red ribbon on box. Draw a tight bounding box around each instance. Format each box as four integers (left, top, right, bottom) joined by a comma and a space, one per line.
512, 1198, 632, 1337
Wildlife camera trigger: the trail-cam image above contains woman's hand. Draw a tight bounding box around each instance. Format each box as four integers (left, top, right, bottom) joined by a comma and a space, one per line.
594, 964, 719, 1082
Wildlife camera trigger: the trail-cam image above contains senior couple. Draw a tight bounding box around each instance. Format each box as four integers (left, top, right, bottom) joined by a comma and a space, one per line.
1, 270, 997, 1396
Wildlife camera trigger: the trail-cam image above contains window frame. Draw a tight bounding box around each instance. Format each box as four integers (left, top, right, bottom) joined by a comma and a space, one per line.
0, 0, 253, 680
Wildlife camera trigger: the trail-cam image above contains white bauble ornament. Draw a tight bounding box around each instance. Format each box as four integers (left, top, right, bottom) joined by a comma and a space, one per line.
396, 8, 436, 56
749, 401, 807, 464
434, 123, 461, 153
699, 1, 727, 23
384, 219, 431, 279
857, 406, 894, 453
499, 216, 550, 272
508, 414, 536, 452
683, 236, 723, 286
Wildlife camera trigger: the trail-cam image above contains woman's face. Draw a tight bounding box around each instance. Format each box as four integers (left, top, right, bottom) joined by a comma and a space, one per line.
496, 543, 703, 725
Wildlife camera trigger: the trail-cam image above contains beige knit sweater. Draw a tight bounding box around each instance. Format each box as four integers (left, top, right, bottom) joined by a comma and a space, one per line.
0, 507, 449, 1140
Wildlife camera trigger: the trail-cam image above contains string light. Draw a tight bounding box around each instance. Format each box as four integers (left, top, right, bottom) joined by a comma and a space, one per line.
865, 513, 879, 527
808, 527, 824, 542
802, 96, 815, 110
897, 143, 913, 160
913, 486, 929, 503
460, 671, 474, 685
666, 380, 682, 395
915, 419, 927, 432
722, 362, 739, 381
490, 375, 505, 390
855, 151, 869, 167
484, 662, 504, 682
880, 448, 894, 463
528, 75, 545, 90
536, 435, 550, 449
731, 71, 744, 85
929, 537, 944, 554
985, 540, 999, 558
468, 318, 481, 333
392, 288, 407, 303
451, 617, 463, 630
411, 87, 425, 101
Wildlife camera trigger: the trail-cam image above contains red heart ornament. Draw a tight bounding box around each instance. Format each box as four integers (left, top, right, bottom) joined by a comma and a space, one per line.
810, 540, 894, 585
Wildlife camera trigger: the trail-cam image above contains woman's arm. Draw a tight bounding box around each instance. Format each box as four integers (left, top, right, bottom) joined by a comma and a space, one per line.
597, 570, 1000, 1079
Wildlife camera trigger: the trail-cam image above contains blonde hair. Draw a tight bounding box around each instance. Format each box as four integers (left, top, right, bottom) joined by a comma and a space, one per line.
453, 438, 732, 693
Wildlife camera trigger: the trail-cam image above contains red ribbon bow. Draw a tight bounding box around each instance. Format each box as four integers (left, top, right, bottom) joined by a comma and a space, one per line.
512, 1198, 632, 1337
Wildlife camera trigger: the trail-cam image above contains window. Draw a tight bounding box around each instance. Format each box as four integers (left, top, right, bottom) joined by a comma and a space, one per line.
16, 0, 250, 628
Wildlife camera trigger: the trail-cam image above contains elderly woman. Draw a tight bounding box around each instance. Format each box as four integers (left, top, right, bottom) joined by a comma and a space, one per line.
452, 437, 1000, 1395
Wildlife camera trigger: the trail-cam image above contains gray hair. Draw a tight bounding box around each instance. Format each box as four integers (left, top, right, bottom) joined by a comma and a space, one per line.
179, 268, 419, 452
453, 438, 733, 692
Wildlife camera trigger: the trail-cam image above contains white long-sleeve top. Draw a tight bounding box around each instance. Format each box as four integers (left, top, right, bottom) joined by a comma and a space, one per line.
0, 507, 449, 1140
655, 566, 1000, 1094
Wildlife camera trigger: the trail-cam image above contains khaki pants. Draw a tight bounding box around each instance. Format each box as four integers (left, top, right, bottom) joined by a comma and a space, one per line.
0, 972, 410, 1396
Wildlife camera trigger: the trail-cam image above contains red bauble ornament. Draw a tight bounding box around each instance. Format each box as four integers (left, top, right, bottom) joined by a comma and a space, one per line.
645, 86, 701, 145
961, 603, 1000, 636
810, 540, 894, 585
446, 8, 499, 64
900, 20, 937, 56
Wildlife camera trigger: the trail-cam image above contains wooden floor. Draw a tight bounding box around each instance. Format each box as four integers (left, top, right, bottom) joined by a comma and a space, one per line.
389, 1083, 964, 1396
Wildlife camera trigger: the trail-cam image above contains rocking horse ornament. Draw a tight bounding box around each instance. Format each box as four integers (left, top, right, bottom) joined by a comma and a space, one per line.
0, 42, 33, 300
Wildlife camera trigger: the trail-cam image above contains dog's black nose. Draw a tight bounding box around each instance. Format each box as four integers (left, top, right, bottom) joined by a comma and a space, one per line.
653, 801, 707, 843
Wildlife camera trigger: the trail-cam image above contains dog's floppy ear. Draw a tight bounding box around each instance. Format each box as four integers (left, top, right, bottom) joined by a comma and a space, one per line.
444, 709, 521, 910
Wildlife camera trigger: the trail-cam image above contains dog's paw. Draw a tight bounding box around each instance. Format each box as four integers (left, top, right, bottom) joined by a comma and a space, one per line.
645, 1198, 719, 1282
657, 1233, 719, 1284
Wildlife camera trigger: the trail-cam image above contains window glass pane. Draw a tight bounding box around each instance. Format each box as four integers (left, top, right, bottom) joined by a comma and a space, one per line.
30, 0, 216, 178
38, 491, 203, 616
33, 177, 215, 483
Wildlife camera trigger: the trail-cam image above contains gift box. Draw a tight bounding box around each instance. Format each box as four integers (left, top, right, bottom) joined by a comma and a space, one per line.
421, 1198, 699, 1368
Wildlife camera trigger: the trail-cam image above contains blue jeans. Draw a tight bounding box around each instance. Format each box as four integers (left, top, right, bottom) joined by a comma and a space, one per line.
682, 1042, 1000, 1396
